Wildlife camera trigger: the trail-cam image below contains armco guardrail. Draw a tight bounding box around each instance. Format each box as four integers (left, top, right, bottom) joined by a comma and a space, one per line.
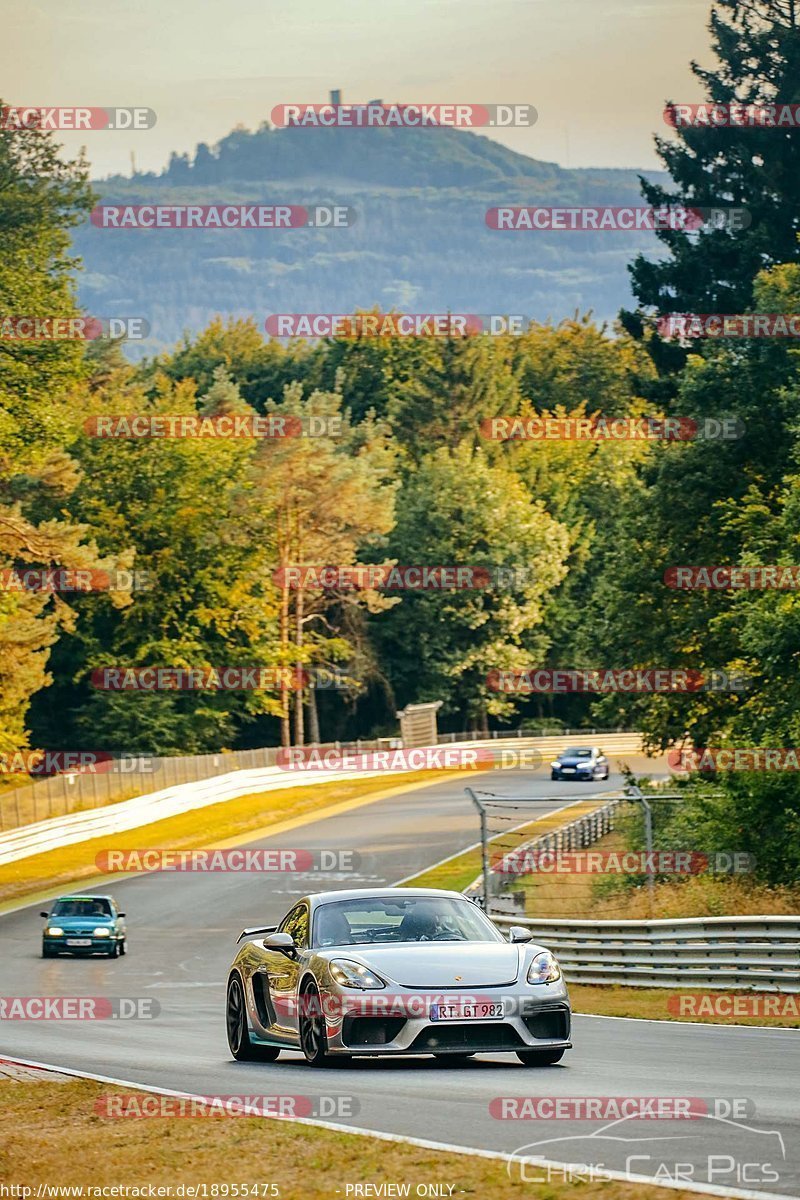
0, 733, 644, 867
0, 741, 390, 832
0, 760, 413, 868
490, 914, 800, 992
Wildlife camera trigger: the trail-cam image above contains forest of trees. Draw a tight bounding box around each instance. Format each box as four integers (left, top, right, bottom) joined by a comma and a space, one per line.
2, 0, 800, 880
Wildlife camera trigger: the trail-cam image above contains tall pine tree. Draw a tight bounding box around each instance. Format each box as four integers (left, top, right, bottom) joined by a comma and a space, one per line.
623, 0, 800, 345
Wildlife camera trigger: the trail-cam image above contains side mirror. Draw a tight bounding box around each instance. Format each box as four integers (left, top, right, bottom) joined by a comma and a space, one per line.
117, 912, 126, 919
40, 911, 49, 918
263, 931, 296, 954
508, 926, 533, 943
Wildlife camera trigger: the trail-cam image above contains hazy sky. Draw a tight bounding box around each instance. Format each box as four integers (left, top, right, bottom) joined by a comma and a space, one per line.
2, 0, 713, 178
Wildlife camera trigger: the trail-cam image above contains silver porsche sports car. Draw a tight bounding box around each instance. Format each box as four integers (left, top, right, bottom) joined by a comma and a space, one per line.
225, 887, 571, 1067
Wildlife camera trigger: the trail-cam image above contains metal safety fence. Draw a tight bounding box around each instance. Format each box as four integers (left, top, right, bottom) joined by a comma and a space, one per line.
489, 913, 800, 992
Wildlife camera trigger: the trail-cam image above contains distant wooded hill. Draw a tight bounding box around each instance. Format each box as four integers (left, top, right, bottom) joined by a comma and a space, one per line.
74, 123, 667, 356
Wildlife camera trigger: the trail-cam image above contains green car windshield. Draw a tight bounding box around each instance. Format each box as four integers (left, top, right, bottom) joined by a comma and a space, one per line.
51, 898, 113, 918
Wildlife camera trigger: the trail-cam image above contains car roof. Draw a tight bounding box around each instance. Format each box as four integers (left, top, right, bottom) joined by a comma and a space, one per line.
54, 894, 115, 902
304, 887, 468, 909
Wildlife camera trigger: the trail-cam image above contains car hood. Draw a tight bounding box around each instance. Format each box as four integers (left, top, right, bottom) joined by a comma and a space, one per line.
558, 756, 593, 767
48, 915, 114, 929
331, 943, 524, 987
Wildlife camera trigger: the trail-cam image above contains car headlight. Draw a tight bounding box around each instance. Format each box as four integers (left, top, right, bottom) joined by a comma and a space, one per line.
329, 959, 386, 989
550, 760, 561, 768
45, 927, 64, 936
93, 927, 111, 937
527, 950, 561, 984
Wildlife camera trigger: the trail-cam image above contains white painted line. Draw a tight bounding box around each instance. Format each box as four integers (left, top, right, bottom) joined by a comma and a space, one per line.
574, 1012, 800, 1034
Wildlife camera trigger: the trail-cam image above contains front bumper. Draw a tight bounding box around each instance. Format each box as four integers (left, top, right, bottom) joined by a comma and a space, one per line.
43, 936, 116, 954
320, 980, 571, 1057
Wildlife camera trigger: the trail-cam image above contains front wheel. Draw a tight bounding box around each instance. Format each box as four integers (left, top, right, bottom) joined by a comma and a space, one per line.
550, 772, 559, 781
299, 983, 332, 1067
226, 974, 281, 1062
516, 1048, 565, 1066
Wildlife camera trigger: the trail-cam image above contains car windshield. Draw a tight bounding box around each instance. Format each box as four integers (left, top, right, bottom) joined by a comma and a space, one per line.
52, 898, 112, 918
313, 897, 503, 947
563, 747, 592, 758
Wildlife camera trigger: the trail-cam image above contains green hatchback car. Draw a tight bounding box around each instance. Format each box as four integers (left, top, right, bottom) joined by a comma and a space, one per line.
41, 894, 127, 958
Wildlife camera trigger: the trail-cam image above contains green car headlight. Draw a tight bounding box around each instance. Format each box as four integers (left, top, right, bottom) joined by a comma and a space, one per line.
45, 927, 64, 937
329, 959, 385, 989
527, 950, 561, 984
93, 927, 111, 937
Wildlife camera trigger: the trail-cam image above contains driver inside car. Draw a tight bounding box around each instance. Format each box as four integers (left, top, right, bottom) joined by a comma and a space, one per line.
398, 903, 440, 940
316, 906, 354, 946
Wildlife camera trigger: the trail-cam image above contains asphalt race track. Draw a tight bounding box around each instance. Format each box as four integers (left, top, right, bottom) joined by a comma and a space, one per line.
1, 759, 799, 1198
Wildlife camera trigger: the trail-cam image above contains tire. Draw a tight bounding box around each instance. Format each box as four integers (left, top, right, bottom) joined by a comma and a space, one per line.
550, 772, 559, 781
516, 1048, 566, 1066
109, 941, 121, 958
226, 974, 281, 1062
299, 982, 332, 1067
42, 946, 55, 959
119, 939, 126, 956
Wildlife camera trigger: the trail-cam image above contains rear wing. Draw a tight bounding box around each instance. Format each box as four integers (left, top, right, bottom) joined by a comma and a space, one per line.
237, 925, 277, 943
